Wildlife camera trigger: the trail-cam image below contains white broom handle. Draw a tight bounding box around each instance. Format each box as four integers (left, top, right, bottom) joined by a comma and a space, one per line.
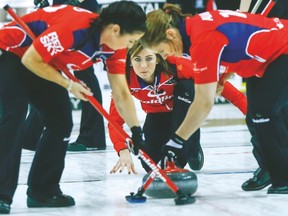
240, 0, 253, 12
251, 0, 263, 13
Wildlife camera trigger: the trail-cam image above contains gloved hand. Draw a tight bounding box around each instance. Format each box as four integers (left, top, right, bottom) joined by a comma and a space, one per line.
34, 0, 81, 8
129, 126, 145, 155
34, 0, 50, 8
161, 134, 185, 168
65, 0, 81, 6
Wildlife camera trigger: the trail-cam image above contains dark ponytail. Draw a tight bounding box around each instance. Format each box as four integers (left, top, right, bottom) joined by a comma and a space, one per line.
76, 1, 146, 51
91, 1, 146, 34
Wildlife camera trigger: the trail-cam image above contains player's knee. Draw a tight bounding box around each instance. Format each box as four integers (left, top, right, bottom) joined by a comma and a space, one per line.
45, 117, 73, 139
174, 79, 195, 104
252, 113, 271, 124
252, 105, 288, 130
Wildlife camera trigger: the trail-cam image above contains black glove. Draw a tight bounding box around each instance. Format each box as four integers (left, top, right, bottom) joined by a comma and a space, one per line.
161, 134, 185, 168
34, 0, 50, 8
34, 0, 81, 8
65, 0, 81, 6
129, 126, 145, 155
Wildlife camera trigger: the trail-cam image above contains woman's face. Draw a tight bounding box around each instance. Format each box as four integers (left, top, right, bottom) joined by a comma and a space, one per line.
131, 48, 157, 83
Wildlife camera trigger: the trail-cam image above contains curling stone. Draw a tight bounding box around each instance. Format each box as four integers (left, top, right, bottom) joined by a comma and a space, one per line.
142, 162, 198, 198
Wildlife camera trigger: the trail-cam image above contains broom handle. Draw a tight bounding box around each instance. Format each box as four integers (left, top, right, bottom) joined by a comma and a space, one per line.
4, 4, 183, 196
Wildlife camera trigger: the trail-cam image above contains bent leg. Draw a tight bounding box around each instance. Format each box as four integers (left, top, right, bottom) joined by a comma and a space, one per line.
142, 112, 172, 172
247, 55, 288, 187
73, 67, 106, 149
26, 73, 73, 200
171, 79, 203, 170
0, 51, 28, 204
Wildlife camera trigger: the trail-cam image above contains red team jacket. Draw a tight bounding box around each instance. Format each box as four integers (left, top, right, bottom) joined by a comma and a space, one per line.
183, 10, 288, 84
0, 5, 126, 74
108, 56, 247, 153
109, 56, 197, 153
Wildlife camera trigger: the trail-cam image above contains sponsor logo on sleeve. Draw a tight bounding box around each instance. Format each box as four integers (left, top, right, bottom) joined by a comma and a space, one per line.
193, 62, 208, 73
40, 32, 64, 56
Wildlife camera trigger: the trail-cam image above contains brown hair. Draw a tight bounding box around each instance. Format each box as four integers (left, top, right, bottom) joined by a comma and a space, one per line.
142, 3, 186, 47
125, 40, 173, 84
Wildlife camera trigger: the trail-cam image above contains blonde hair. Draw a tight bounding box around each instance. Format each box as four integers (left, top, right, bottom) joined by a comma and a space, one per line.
143, 4, 186, 47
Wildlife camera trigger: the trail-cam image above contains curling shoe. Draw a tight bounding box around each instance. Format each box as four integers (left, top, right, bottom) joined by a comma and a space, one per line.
267, 185, 288, 194
67, 142, 105, 151
27, 194, 75, 208
241, 167, 271, 191
188, 145, 204, 171
0, 200, 10, 214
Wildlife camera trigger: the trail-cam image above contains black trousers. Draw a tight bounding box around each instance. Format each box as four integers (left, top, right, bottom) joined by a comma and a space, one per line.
0, 51, 73, 203
74, 68, 105, 148
246, 0, 288, 172
141, 80, 201, 172
246, 55, 288, 186
22, 66, 106, 150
